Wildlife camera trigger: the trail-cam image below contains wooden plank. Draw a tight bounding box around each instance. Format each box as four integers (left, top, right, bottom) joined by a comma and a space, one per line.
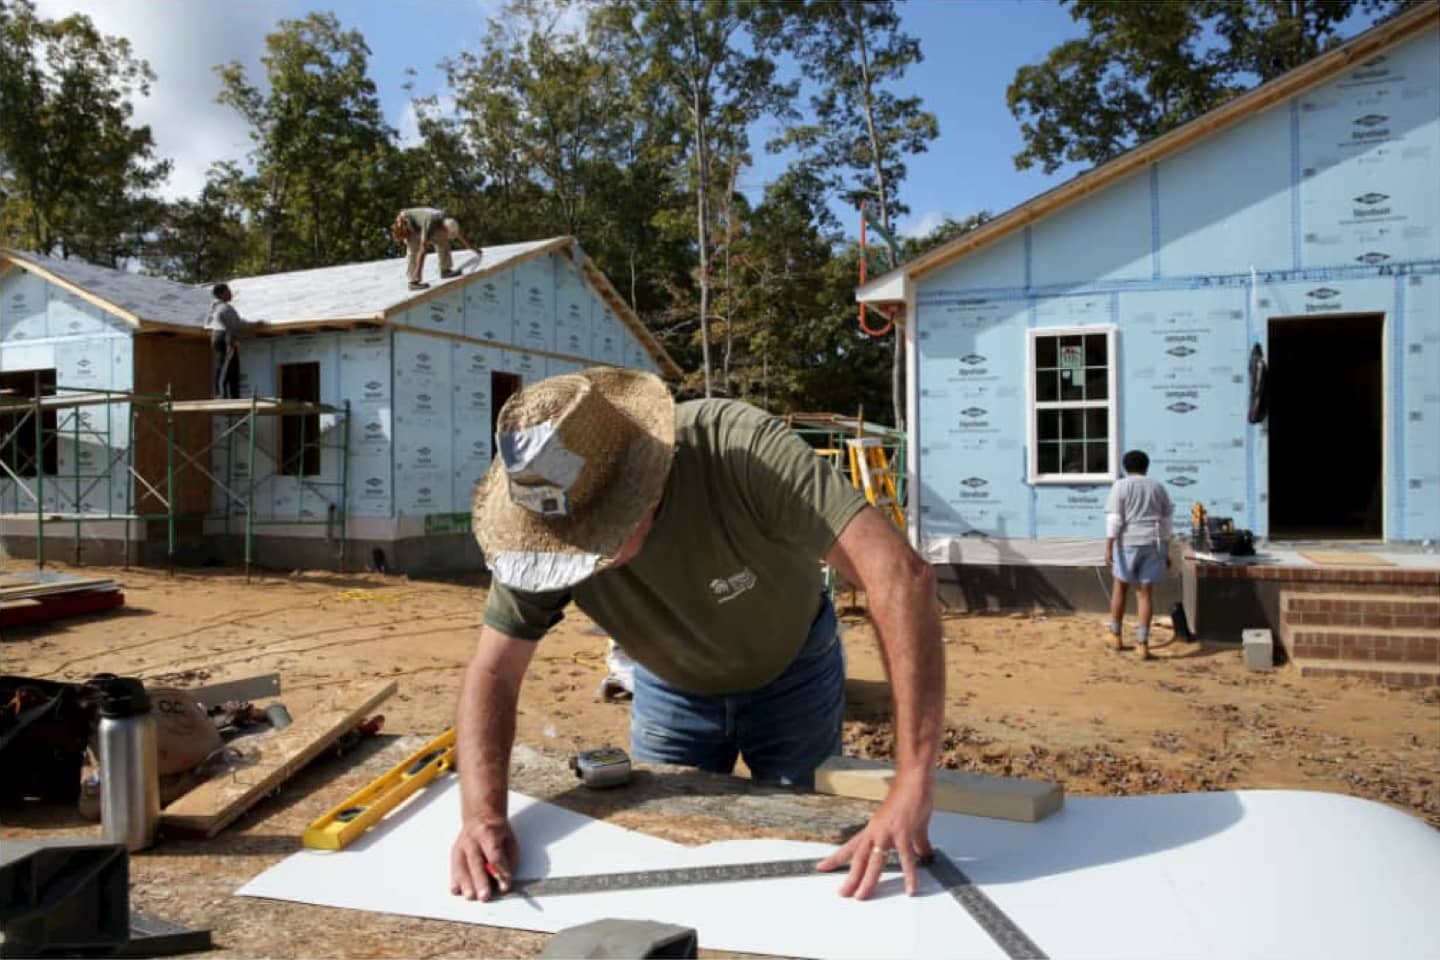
814, 756, 1064, 823
0, 575, 119, 601
1298, 550, 1395, 567
0, 589, 124, 628
159, 680, 397, 838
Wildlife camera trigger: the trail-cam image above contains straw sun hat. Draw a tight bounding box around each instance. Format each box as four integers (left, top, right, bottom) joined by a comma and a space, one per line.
472, 368, 676, 592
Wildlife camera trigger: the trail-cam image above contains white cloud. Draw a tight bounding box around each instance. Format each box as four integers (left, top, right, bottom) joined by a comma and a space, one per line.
34, 0, 282, 200
899, 210, 946, 240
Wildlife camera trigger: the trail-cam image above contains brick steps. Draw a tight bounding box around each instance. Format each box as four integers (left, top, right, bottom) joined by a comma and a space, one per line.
1294, 657, 1440, 688
1281, 589, 1440, 686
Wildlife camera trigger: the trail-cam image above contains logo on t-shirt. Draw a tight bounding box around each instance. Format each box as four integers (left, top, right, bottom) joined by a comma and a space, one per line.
709, 567, 757, 604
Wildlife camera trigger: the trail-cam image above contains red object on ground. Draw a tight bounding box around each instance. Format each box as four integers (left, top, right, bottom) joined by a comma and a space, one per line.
0, 589, 125, 628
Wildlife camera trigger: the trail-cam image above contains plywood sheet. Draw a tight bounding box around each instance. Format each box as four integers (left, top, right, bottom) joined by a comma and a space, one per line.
1299, 551, 1395, 566
239, 785, 1440, 960
161, 681, 395, 838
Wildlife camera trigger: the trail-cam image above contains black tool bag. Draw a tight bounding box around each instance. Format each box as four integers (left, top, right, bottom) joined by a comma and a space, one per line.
0, 676, 92, 806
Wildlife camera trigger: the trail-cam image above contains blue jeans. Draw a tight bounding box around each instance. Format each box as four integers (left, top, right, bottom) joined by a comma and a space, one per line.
629, 597, 844, 789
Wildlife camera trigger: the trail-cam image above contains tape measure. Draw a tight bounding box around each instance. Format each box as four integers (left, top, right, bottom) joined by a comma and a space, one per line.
570, 747, 632, 788
513, 850, 1045, 959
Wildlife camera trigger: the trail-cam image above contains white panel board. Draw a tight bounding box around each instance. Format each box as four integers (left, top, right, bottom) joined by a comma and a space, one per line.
339, 329, 391, 407
403, 291, 463, 336
348, 454, 393, 518
1157, 106, 1293, 275
505, 350, 545, 382
512, 255, 555, 354
1298, 31, 1440, 268
0, 341, 53, 373
240, 783, 1440, 960
1031, 169, 1151, 287
237, 338, 275, 400
1, 269, 50, 341
1401, 273, 1438, 539
916, 297, 1029, 539
1117, 287, 1250, 531
451, 340, 499, 511
393, 332, 454, 517
47, 289, 114, 337
463, 274, 514, 344
554, 256, 592, 359
922, 230, 1027, 293
591, 302, 624, 365
110, 336, 133, 392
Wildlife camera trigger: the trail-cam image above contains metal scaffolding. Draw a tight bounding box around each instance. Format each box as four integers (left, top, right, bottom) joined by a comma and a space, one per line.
0, 385, 350, 575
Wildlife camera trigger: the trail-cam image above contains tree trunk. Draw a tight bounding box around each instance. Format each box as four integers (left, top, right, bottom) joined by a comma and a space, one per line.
694, 97, 713, 398
851, 1, 903, 430
720, 153, 738, 396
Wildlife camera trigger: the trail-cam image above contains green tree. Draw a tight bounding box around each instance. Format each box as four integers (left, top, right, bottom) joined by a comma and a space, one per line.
0, 0, 170, 264
763, 0, 937, 429
216, 12, 401, 272
593, 0, 793, 398
1008, 0, 1411, 175
147, 162, 250, 283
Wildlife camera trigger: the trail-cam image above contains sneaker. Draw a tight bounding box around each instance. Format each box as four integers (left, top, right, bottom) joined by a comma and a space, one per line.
440, 269, 461, 279
408, 281, 429, 290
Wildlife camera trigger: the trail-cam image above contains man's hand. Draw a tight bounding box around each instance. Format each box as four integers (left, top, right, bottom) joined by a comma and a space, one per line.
817, 773, 934, 899
450, 625, 536, 901
451, 815, 517, 901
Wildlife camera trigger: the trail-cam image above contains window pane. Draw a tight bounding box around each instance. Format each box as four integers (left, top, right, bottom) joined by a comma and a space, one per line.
1060, 368, 1084, 401
1085, 408, 1108, 440
1060, 334, 1082, 351
1061, 408, 1083, 439
1060, 442, 1085, 474
1085, 366, 1108, 400
1037, 409, 1060, 443
1086, 441, 1108, 474
1036, 369, 1059, 403
1038, 442, 1060, 474
1084, 333, 1107, 367
1035, 336, 1057, 368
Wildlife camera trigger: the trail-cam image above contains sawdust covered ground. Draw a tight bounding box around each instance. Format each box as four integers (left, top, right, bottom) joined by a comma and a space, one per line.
2, 561, 1437, 955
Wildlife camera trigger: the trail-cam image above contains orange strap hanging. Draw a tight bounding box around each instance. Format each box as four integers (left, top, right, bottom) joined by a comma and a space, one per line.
857, 203, 895, 337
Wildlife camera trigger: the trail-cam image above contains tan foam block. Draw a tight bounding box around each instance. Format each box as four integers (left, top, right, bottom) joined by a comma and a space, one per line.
813, 755, 1064, 823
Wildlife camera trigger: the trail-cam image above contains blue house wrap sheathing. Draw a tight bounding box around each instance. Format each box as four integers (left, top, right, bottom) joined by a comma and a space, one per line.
860, 6, 1440, 572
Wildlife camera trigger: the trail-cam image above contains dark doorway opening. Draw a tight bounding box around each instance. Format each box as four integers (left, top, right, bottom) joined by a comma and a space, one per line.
490, 371, 523, 459
278, 361, 321, 476
1268, 313, 1383, 539
0, 369, 58, 478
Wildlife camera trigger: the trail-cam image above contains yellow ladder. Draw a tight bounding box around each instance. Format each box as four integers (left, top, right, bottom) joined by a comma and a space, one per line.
847, 437, 905, 530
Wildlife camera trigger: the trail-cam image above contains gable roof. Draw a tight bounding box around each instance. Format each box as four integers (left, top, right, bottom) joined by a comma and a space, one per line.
0, 248, 208, 331
1, 237, 681, 379
859, 1, 1439, 302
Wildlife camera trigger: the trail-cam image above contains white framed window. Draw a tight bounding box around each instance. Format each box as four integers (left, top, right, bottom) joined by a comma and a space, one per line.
1026, 325, 1117, 484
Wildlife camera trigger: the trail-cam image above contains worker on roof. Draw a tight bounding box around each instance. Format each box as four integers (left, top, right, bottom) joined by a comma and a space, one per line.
391, 207, 480, 291
454, 369, 945, 904
205, 283, 250, 399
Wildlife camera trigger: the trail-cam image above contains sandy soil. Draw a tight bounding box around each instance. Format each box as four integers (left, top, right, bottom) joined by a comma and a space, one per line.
1, 560, 1436, 956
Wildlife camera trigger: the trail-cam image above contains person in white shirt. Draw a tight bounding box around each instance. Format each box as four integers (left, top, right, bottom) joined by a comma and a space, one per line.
1104, 449, 1174, 659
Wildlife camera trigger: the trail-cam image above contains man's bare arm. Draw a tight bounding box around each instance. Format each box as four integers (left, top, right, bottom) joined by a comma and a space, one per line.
818, 506, 945, 899
451, 624, 536, 901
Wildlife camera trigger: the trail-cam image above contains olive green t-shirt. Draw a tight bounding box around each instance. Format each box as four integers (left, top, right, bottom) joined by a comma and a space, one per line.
483, 399, 870, 695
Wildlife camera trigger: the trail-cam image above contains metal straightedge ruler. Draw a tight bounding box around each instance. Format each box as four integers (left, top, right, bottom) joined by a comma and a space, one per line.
512, 850, 1046, 959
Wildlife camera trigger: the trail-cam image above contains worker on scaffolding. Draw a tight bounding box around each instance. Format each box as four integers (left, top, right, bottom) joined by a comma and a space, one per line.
205, 283, 250, 400
391, 207, 480, 290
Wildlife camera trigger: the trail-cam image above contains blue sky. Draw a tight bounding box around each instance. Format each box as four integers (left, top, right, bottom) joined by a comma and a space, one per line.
37, 0, 1088, 239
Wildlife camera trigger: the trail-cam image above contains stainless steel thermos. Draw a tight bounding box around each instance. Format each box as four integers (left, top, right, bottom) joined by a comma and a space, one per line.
96, 676, 160, 851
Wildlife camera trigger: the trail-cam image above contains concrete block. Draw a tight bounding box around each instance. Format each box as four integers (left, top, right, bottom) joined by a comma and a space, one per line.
1243, 628, 1274, 671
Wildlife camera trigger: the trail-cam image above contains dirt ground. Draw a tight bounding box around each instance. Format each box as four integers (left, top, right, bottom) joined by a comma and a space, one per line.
2, 560, 1437, 953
